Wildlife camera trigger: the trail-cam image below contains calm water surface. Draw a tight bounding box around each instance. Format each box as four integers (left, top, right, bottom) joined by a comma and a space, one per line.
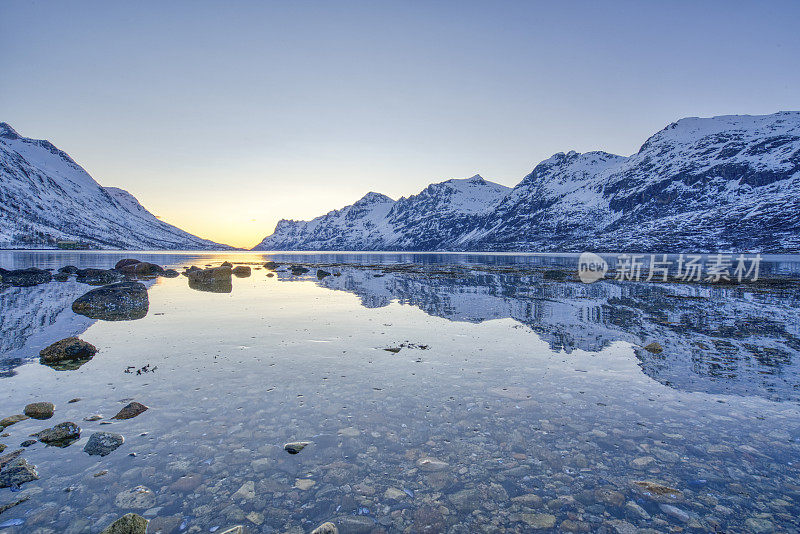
1, 251, 800, 533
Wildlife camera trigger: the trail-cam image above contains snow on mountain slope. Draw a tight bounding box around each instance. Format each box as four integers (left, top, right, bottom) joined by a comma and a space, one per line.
254, 175, 510, 250
0, 122, 231, 250
384, 175, 510, 249
255, 112, 800, 252
255, 191, 397, 250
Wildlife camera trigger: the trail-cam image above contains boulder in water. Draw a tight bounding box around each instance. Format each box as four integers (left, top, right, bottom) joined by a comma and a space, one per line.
114, 259, 141, 270
39, 337, 98, 369
0, 456, 39, 488
72, 282, 149, 321
32, 422, 81, 447
23, 402, 54, 420
186, 266, 233, 293
84, 432, 125, 456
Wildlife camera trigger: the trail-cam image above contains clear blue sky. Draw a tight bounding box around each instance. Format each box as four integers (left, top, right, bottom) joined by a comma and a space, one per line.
2, 1, 798, 247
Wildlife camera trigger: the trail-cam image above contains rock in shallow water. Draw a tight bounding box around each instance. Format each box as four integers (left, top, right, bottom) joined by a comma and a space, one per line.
39, 337, 97, 366
84, 432, 125, 456
115, 486, 156, 509
416, 457, 449, 471
23, 402, 55, 420
186, 266, 233, 293
72, 281, 149, 320
99, 512, 149, 534
0, 457, 39, 488
32, 422, 81, 447
0, 414, 29, 429
284, 441, 310, 454
112, 402, 149, 420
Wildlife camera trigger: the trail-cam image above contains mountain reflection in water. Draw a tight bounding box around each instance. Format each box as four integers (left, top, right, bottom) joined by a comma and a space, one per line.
1, 254, 799, 403
269, 263, 800, 403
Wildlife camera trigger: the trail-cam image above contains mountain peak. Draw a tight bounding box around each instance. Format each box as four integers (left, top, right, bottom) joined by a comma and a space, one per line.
356, 191, 394, 204
0, 122, 20, 140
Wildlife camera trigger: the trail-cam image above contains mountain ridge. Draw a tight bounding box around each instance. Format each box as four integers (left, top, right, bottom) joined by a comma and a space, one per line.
0, 122, 234, 250
254, 111, 800, 252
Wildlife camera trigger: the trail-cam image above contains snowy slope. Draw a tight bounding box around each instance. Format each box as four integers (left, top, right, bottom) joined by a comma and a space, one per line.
253, 175, 510, 250
0, 122, 231, 250
254, 112, 800, 252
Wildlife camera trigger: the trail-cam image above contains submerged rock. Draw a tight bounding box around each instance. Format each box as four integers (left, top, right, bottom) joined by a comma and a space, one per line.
0, 457, 39, 488
633, 480, 682, 498
317, 269, 331, 279
162, 269, 180, 278
115, 486, 156, 509
39, 337, 98, 368
72, 282, 149, 320
112, 402, 149, 420
416, 457, 449, 471
284, 441, 310, 454
290, 265, 309, 275
519, 513, 557, 529
84, 432, 125, 456
23, 402, 54, 420
99, 513, 149, 534
263, 261, 279, 270
32, 422, 81, 447
0, 267, 52, 287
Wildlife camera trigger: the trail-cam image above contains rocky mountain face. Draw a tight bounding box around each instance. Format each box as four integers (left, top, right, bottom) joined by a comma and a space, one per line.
254, 175, 510, 251
255, 112, 800, 252
0, 122, 230, 250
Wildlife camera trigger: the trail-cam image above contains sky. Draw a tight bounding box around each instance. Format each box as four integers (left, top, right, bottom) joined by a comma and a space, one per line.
2, 1, 799, 248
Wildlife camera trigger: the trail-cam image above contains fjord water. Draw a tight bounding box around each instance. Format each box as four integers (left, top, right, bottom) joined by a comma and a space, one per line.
1, 252, 800, 533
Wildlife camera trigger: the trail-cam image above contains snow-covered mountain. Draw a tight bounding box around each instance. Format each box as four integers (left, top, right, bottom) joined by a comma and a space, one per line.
0, 122, 231, 250
254, 174, 510, 250
255, 112, 800, 252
